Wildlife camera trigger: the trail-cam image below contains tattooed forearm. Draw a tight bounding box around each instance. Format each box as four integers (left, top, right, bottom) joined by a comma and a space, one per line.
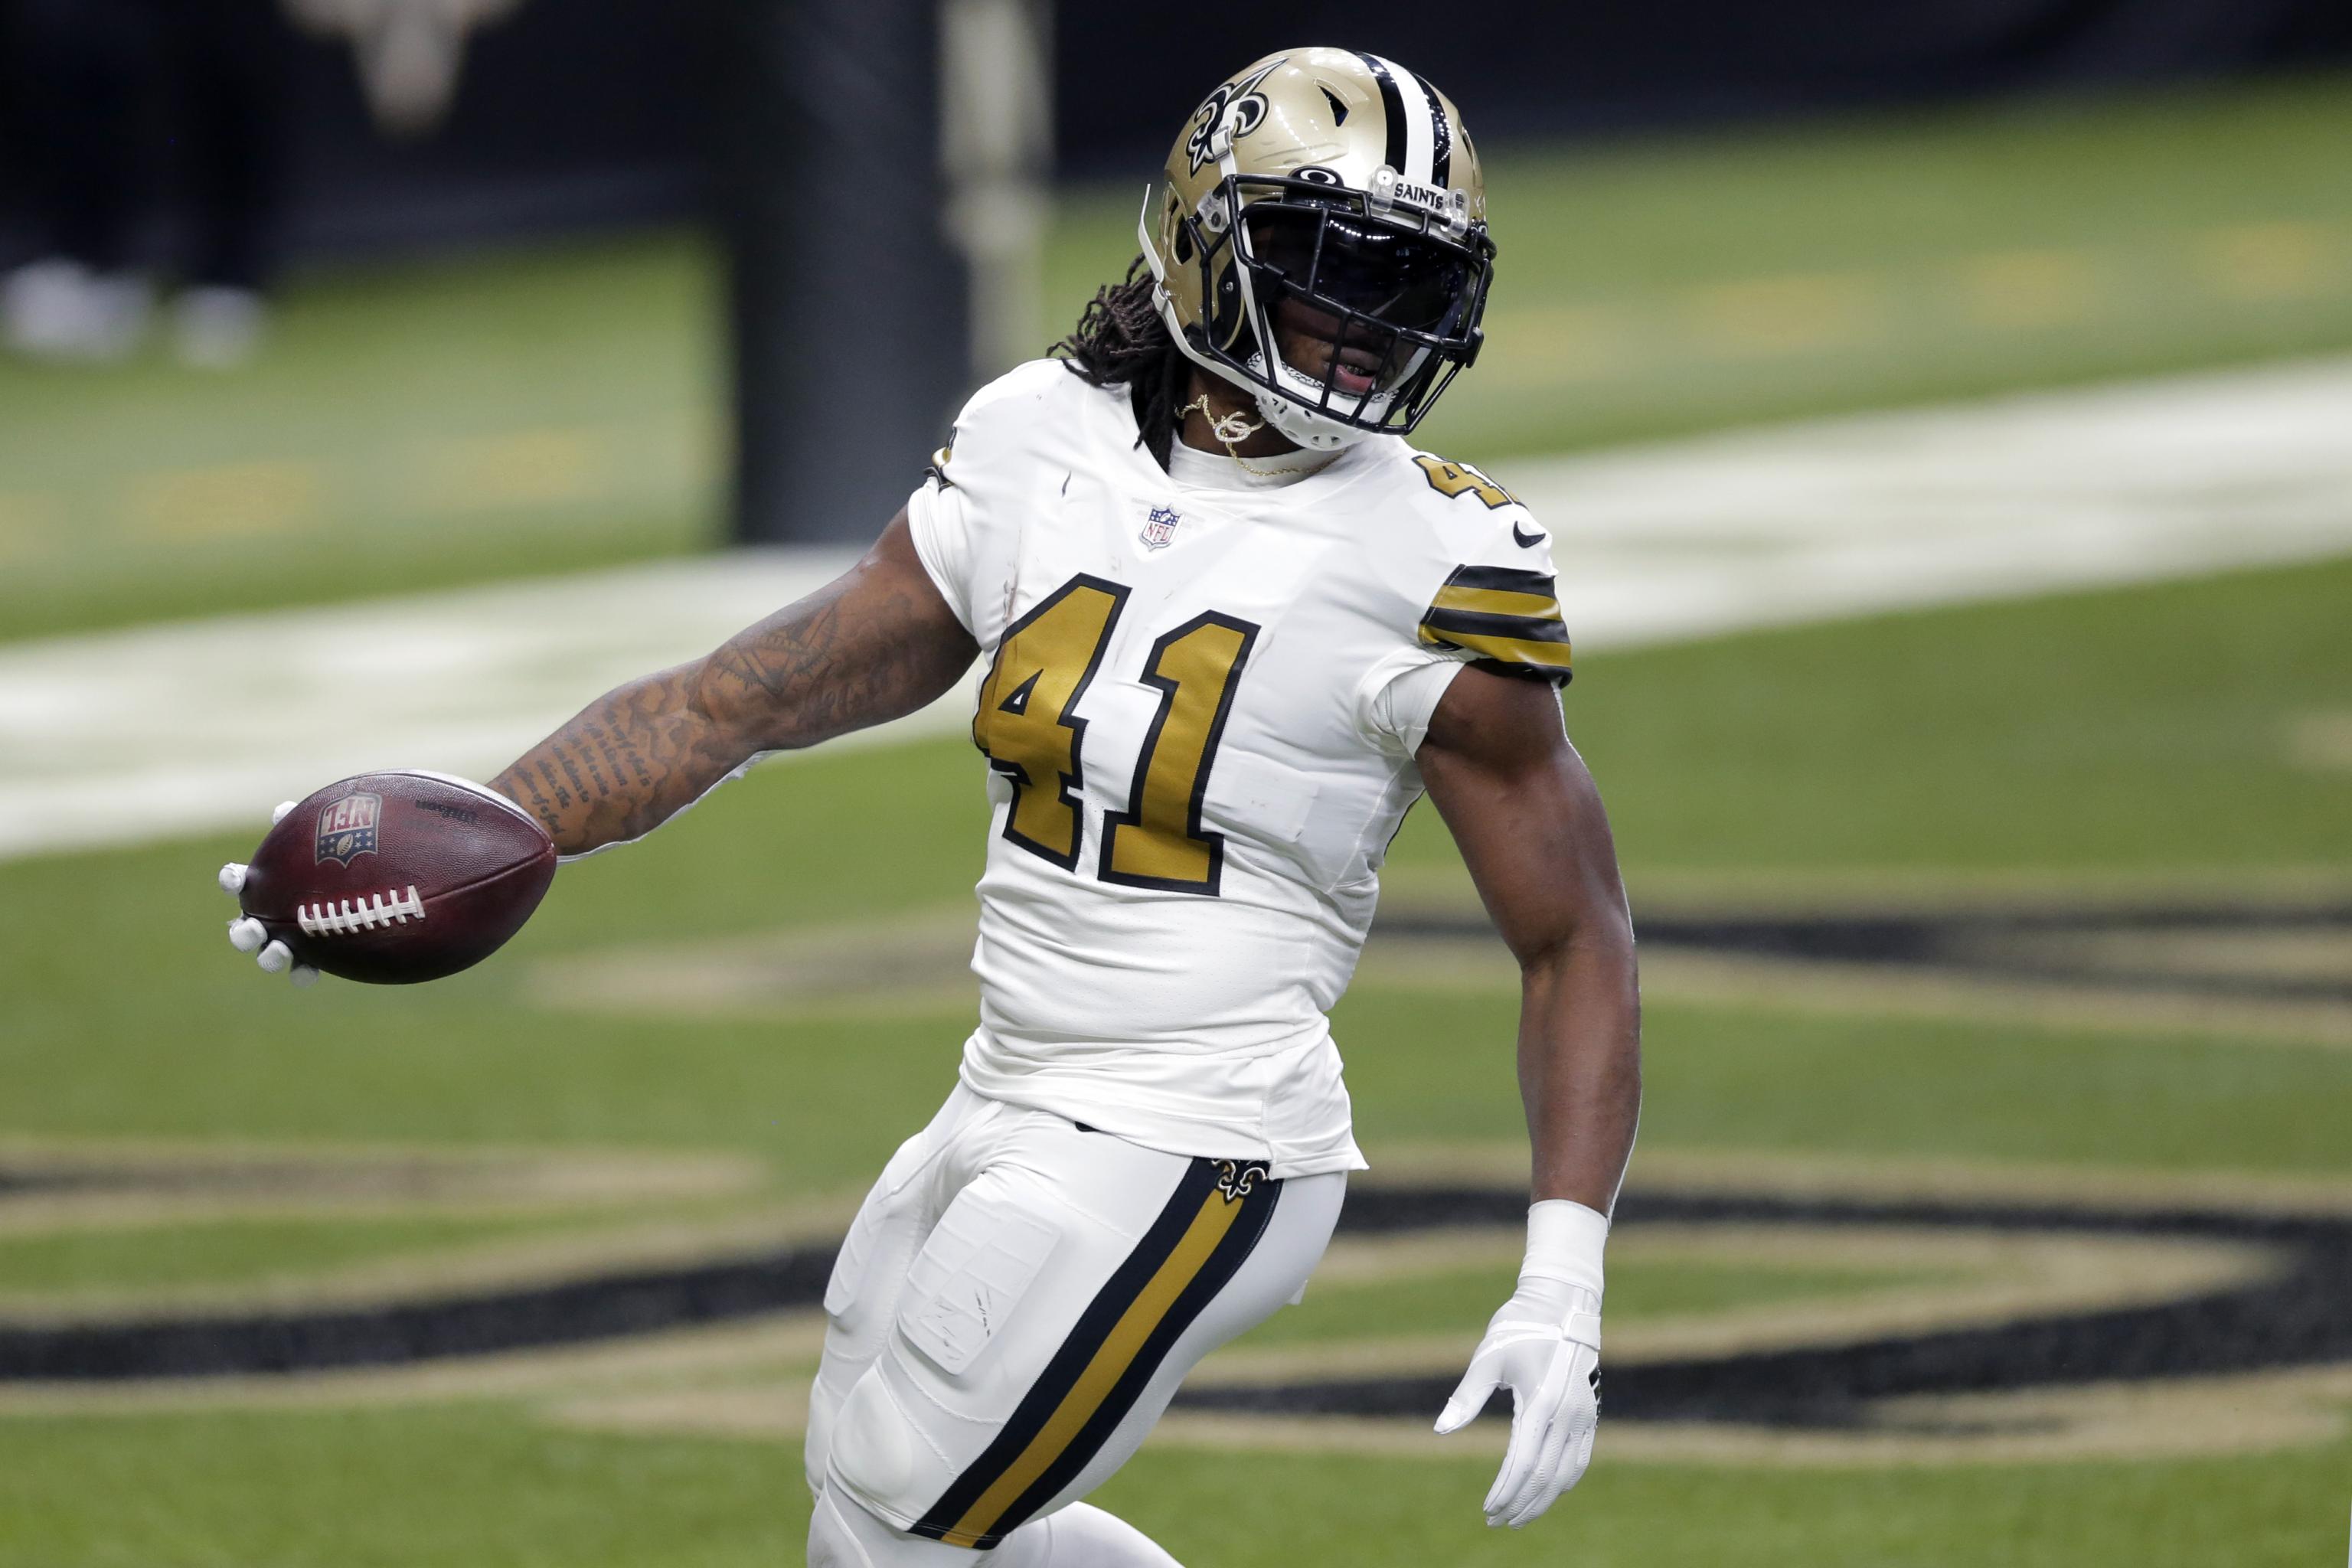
489, 511, 976, 857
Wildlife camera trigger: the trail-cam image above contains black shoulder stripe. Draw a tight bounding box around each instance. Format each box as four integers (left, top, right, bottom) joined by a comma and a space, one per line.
1355, 51, 1409, 174
1473, 658, 1573, 688
1443, 563, 1554, 597
1422, 606, 1573, 645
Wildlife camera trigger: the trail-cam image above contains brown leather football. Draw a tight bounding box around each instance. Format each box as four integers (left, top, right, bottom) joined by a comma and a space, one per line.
237, 771, 557, 984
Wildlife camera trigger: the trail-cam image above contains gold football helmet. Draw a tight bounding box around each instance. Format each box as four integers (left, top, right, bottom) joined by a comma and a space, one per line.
1141, 47, 1494, 450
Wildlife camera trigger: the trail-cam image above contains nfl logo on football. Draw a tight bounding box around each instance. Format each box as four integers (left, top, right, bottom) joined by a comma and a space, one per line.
315, 793, 382, 866
1139, 505, 1182, 551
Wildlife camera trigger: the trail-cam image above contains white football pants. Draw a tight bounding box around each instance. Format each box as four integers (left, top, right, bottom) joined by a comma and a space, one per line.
806, 1084, 1345, 1557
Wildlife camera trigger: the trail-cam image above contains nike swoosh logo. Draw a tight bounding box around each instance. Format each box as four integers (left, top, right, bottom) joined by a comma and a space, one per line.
1512, 523, 1547, 549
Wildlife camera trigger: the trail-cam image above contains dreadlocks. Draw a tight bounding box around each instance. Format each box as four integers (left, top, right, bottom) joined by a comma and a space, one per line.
1051, 255, 1192, 471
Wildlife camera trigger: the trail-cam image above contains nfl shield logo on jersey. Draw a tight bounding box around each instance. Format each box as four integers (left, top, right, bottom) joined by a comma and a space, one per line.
315, 793, 381, 866
1139, 505, 1182, 551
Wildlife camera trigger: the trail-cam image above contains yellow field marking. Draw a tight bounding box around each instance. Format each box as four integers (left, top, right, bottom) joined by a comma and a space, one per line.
0, 1141, 782, 1323
545, 1332, 2352, 1468
0, 1200, 862, 1326
1683, 273, 1882, 356
1958, 248, 2104, 328
526, 881, 2352, 1047
1152, 1364, 2352, 1466
1367, 1141, 2352, 1219
1194, 1224, 2274, 1381
551, 1375, 813, 1441
0, 1313, 829, 1419
1640, 947, 2352, 1048
1480, 302, 1639, 385
2194, 220, 2341, 301
523, 910, 982, 1019
425, 426, 605, 511
2287, 711, 2352, 773
0, 1139, 764, 1236
122, 460, 322, 541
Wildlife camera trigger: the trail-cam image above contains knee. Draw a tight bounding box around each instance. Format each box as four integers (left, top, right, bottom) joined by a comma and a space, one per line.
809, 1484, 965, 1568
825, 1367, 922, 1508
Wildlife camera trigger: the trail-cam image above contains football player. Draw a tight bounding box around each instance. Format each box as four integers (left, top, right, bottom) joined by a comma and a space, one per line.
222, 47, 1638, 1566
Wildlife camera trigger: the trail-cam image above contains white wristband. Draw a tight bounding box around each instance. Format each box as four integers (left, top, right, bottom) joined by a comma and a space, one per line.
1520, 1197, 1609, 1301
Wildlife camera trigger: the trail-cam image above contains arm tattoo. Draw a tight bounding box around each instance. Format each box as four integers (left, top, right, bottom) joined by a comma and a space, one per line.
490, 521, 976, 856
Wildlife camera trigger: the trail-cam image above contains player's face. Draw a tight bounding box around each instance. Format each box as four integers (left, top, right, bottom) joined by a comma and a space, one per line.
1246, 205, 1471, 399
1269, 294, 1396, 399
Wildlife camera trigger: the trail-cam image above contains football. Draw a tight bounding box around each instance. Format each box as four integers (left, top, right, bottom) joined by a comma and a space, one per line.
236, 772, 557, 984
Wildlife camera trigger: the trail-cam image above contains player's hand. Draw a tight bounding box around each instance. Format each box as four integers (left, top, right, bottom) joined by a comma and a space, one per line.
1435, 1273, 1603, 1528
218, 801, 319, 988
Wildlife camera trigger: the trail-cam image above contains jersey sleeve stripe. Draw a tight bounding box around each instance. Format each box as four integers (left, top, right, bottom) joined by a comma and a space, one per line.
1419, 606, 1572, 647
1429, 583, 1562, 622
1419, 625, 1576, 671
1444, 563, 1555, 596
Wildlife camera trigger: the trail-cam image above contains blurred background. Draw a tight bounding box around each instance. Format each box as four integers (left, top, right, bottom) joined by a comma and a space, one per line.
2, 4, 2350, 1565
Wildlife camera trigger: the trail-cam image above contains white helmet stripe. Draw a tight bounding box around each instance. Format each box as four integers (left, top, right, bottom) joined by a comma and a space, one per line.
1367, 53, 1436, 183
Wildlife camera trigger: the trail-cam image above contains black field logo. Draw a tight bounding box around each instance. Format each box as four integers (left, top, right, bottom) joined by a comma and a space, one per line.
3, 896, 2344, 1460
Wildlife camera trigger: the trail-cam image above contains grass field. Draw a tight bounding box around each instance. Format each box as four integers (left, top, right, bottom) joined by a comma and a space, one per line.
5, 553, 2350, 1563
4, 70, 2351, 1568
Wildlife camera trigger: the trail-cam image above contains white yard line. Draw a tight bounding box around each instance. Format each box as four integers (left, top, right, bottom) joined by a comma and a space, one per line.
3, 356, 2350, 862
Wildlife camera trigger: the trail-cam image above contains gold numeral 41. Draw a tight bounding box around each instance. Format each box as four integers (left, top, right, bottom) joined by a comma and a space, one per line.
972, 574, 1258, 896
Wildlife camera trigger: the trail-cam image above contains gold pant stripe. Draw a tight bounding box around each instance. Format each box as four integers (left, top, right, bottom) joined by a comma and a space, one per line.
1416, 628, 1577, 668
939, 1189, 1244, 1547
1429, 584, 1562, 621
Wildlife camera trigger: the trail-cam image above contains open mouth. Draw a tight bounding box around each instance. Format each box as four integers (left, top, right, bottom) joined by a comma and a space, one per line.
1290, 334, 1386, 399
1328, 348, 1382, 397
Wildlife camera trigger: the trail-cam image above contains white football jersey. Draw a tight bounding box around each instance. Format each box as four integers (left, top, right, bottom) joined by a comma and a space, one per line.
907, 360, 1570, 1178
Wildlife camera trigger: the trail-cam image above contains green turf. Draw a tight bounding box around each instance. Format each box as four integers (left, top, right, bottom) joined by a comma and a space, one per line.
2, 1403, 2345, 1568
1089, 1439, 2352, 1568
0, 554, 2341, 1340
0, 233, 720, 644
9, 77, 2352, 642
0, 1409, 803, 1568
8, 90, 2352, 1550
1235, 1257, 1951, 1348
1339, 990, 2352, 1176
1394, 556, 2352, 876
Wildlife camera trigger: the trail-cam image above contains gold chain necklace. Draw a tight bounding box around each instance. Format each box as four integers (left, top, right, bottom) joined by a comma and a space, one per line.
1178, 394, 1286, 479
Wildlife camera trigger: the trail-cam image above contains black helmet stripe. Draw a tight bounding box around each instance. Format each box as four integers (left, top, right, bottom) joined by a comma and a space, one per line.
1413, 73, 1452, 187
1354, 51, 1413, 178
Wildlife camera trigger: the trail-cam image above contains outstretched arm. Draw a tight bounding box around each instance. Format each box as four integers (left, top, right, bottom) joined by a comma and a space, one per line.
1418, 667, 1641, 1207
1416, 664, 1639, 1530
492, 510, 978, 856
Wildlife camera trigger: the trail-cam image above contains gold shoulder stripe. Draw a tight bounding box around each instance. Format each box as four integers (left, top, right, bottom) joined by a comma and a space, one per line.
1419, 560, 1573, 684
1419, 563, 1570, 680
1430, 583, 1562, 622
1418, 625, 1576, 668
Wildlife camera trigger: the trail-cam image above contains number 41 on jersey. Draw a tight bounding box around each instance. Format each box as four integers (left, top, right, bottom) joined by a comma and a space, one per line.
972, 574, 1257, 897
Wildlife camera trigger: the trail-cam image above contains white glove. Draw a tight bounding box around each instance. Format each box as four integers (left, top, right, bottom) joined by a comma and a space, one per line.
218, 801, 319, 989
1435, 1199, 1608, 1529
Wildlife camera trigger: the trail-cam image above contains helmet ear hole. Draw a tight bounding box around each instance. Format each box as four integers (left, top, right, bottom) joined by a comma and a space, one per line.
1173, 224, 1195, 266
1208, 264, 1243, 348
